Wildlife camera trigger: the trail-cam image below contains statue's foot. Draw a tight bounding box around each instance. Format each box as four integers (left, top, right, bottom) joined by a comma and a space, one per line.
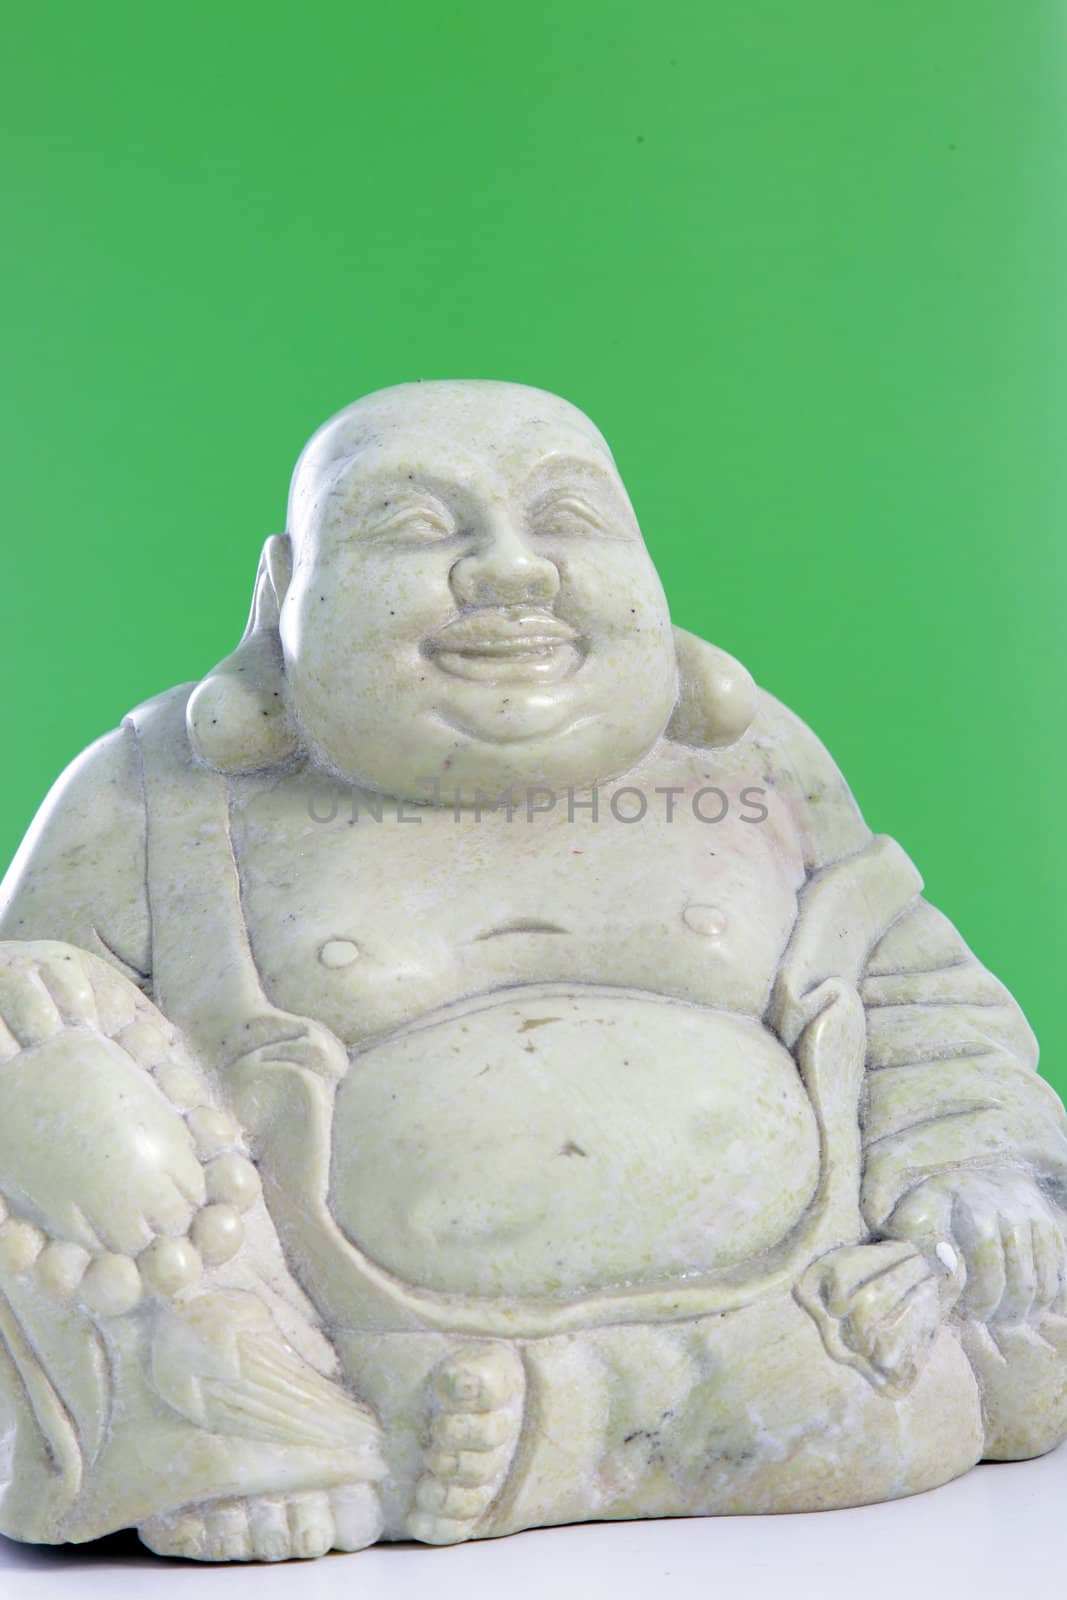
138, 1484, 381, 1563
409, 1342, 526, 1545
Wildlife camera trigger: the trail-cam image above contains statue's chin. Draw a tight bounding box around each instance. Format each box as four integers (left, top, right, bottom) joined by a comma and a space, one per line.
427, 701, 592, 748
303, 709, 665, 807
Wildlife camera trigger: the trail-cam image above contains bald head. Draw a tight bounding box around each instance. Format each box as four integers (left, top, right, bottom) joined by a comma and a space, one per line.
274, 377, 676, 801
287, 380, 615, 547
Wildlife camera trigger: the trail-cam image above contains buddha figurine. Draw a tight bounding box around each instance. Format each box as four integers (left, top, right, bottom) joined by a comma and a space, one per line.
0, 380, 1064, 1563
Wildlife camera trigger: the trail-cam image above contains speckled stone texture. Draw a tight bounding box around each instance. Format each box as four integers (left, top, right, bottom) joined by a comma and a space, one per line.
0, 382, 1064, 1562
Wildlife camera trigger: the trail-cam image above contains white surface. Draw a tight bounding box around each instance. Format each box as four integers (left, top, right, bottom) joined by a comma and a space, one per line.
2, 1447, 1064, 1600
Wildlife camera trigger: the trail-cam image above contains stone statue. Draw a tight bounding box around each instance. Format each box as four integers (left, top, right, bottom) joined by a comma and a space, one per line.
0, 380, 1064, 1563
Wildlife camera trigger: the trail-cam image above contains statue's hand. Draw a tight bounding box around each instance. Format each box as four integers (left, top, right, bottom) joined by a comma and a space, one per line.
0, 947, 206, 1257
796, 1240, 943, 1394
221, 1012, 349, 1154
886, 1169, 1067, 1326
222, 1011, 349, 1082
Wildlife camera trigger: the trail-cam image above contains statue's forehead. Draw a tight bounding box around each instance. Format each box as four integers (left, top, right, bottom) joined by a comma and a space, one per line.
329, 425, 613, 488
288, 382, 616, 530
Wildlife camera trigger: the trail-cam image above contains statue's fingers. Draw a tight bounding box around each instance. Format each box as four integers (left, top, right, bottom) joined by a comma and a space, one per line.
114, 1018, 174, 1072
996, 1218, 1037, 1324
35, 952, 100, 1030
867, 1323, 910, 1384
955, 1203, 1007, 1322
0, 967, 64, 1047
88, 1196, 155, 1258
53, 1201, 104, 1254
820, 1241, 918, 1316
87, 960, 141, 1038
141, 1175, 201, 1242
166, 1143, 210, 1211
130, 1095, 209, 1212
259, 1035, 348, 1080
869, 1278, 940, 1383
885, 1184, 967, 1306
1031, 1219, 1064, 1314
888, 1182, 954, 1252
842, 1252, 932, 1337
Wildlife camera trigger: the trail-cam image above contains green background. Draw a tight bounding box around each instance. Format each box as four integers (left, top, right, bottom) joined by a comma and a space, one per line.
2, 3, 1064, 1093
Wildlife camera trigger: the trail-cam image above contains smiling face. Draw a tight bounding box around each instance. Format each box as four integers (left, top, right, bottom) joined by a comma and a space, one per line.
279, 381, 678, 801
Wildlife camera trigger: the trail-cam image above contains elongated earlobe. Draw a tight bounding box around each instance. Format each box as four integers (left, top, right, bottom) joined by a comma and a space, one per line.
666, 627, 758, 750
186, 535, 301, 773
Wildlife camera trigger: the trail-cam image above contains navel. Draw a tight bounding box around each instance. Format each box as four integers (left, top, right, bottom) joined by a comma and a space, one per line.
319, 938, 361, 968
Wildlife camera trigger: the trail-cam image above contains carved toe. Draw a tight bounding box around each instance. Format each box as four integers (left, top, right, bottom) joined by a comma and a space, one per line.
411, 1342, 525, 1545
286, 1491, 334, 1558
247, 1497, 291, 1561
138, 1483, 382, 1563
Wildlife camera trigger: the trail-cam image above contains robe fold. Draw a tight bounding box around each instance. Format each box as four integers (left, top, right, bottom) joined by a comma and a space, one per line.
857, 897, 1067, 1229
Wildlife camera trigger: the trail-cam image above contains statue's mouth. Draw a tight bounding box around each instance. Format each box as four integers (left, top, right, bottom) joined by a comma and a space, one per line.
425, 608, 583, 683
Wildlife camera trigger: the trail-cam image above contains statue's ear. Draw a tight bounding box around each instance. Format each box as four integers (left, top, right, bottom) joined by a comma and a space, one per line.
666, 627, 758, 750
241, 532, 293, 640
186, 535, 301, 774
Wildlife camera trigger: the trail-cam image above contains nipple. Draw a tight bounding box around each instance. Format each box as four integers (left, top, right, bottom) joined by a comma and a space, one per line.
320, 939, 361, 969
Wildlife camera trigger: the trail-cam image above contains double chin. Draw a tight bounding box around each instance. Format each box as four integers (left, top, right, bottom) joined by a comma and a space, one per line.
292, 645, 676, 800
301, 711, 649, 804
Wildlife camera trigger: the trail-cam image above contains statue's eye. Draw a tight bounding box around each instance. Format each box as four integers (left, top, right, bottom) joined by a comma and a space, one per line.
365, 503, 456, 542
533, 494, 609, 537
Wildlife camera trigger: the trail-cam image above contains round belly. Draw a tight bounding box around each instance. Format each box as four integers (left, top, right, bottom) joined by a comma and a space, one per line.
329, 987, 820, 1299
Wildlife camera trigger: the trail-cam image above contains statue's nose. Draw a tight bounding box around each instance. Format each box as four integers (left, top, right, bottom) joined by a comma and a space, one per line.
449, 520, 560, 608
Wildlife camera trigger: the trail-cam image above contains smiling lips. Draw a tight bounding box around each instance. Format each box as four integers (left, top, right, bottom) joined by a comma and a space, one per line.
426, 608, 582, 683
